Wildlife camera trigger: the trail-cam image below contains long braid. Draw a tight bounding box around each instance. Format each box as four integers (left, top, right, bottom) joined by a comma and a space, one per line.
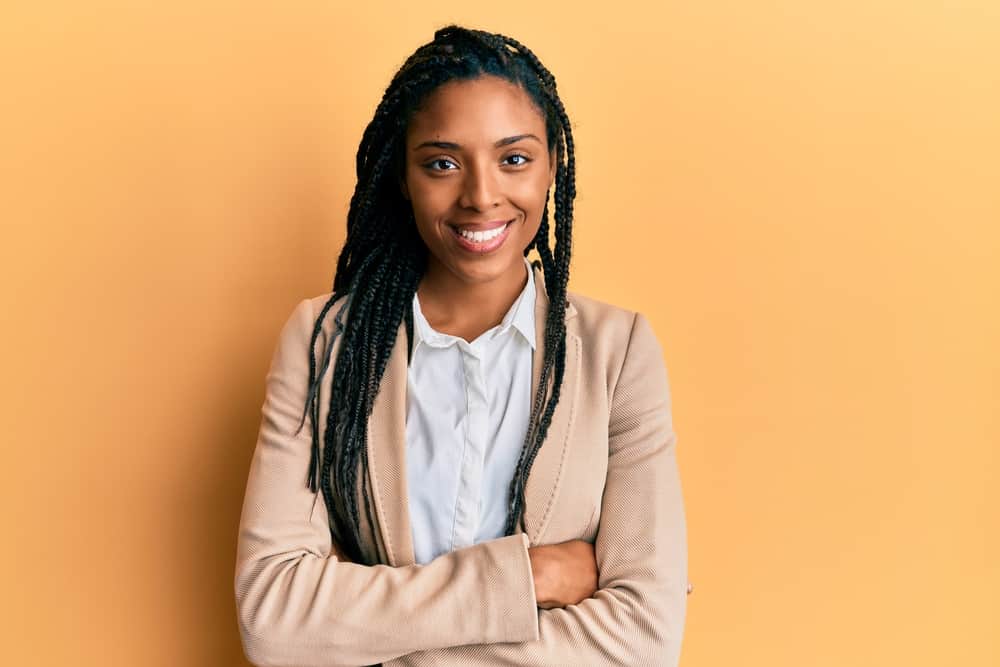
489, 31, 578, 535
295, 25, 577, 563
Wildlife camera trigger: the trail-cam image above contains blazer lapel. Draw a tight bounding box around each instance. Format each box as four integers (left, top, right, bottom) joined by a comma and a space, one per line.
365, 262, 580, 567
521, 264, 581, 544
364, 319, 411, 566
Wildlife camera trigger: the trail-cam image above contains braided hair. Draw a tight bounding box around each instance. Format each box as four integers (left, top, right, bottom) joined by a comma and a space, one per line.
297, 24, 577, 564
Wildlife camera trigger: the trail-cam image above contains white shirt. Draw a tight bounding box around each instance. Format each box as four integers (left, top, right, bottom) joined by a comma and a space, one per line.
405, 256, 536, 565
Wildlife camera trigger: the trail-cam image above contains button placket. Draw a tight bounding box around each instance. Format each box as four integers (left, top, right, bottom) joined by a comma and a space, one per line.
451, 344, 488, 551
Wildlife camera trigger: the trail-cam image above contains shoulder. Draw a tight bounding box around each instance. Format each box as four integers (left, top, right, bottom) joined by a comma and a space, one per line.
303, 290, 345, 320
566, 288, 652, 347
273, 290, 351, 351
565, 288, 668, 384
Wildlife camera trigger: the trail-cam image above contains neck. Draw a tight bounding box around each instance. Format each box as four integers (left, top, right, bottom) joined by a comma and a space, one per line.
416, 259, 529, 342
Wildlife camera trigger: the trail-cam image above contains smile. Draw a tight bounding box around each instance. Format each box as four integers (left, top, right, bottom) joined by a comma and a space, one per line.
448, 219, 515, 254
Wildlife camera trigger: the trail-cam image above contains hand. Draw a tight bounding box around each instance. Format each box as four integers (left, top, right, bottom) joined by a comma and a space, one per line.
528, 539, 598, 609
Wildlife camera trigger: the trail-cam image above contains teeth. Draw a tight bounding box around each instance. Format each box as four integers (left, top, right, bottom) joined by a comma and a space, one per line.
458, 222, 508, 243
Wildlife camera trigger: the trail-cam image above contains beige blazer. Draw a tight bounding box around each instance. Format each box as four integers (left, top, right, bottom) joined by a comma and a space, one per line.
235, 262, 688, 666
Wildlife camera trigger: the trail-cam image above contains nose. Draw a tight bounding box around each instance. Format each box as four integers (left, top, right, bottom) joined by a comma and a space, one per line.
458, 160, 501, 211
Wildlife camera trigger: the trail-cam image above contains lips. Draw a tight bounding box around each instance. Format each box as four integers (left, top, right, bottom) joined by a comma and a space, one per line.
448, 218, 514, 254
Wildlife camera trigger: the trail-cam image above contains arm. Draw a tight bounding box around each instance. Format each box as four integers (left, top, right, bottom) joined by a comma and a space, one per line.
393, 311, 688, 667
234, 298, 540, 667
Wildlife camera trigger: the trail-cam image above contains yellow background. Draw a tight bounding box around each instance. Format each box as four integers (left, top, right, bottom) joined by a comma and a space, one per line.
2, 1, 997, 665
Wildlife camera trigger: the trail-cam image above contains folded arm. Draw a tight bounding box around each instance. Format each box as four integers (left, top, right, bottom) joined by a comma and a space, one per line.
234, 298, 540, 667
393, 311, 688, 667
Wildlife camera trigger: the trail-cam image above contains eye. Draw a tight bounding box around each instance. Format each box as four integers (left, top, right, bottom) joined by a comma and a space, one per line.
504, 153, 532, 167
423, 158, 458, 171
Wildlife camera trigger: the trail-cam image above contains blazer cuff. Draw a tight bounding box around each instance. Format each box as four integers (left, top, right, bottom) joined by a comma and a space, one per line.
490, 532, 540, 643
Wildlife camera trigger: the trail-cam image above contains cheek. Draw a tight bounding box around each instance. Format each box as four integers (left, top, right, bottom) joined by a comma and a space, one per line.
407, 179, 453, 219
404, 187, 448, 245
514, 174, 551, 218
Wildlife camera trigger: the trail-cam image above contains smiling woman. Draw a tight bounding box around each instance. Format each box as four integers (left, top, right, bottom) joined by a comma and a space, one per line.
234, 24, 688, 667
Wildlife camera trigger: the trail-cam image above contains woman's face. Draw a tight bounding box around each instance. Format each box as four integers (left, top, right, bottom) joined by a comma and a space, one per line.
401, 75, 556, 287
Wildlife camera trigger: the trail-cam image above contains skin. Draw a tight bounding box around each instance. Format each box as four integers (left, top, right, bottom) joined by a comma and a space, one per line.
529, 540, 599, 610
398, 74, 597, 609
400, 74, 556, 343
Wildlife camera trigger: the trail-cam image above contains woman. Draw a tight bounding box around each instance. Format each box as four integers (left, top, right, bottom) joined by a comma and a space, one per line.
235, 24, 688, 667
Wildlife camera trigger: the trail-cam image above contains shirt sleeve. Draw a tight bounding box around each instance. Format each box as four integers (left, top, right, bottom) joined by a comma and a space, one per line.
390, 311, 688, 667
234, 298, 540, 667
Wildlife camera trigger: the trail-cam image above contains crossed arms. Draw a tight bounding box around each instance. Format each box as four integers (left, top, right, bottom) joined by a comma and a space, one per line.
234, 299, 687, 666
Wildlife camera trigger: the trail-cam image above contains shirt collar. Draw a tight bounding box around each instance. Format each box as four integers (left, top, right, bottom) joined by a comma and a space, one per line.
411, 255, 537, 352
503, 255, 537, 350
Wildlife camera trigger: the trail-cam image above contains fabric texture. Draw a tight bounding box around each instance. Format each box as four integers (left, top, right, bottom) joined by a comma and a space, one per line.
406, 255, 536, 565
234, 261, 688, 666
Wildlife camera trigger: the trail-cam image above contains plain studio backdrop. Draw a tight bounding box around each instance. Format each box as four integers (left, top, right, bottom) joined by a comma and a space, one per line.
1, 1, 997, 665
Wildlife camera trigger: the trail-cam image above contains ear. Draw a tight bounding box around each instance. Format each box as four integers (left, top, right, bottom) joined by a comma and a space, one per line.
548, 152, 557, 188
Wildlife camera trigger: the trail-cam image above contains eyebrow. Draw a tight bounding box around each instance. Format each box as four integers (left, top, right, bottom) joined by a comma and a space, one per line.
412, 133, 543, 151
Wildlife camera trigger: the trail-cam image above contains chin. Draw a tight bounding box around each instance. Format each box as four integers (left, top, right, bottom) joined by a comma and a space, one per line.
448, 258, 512, 283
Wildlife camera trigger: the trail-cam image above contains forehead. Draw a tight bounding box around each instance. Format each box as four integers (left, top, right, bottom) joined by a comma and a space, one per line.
406, 75, 545, 144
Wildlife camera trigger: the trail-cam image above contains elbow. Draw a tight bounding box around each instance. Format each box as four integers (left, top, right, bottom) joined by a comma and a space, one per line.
648, 612, 685, 667
647, 582, 687, 667
236, 616, 367, 667
236, 597, 328, 667
234, 559, 329, 667
627, 598, 686, 667
234, 615, 288, 667
237, 635, 334, 667
235, 593, 298, 667
600, 580, 686, 666
237, 635, 290, 667
234, 554, 383, 667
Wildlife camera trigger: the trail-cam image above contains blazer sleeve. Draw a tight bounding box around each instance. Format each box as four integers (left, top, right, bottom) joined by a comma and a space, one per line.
234, 298, 540, 667
392, 311, 688, 667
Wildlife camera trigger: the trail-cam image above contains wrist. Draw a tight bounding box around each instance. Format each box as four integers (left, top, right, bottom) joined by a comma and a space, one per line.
528, 545, 551, 606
